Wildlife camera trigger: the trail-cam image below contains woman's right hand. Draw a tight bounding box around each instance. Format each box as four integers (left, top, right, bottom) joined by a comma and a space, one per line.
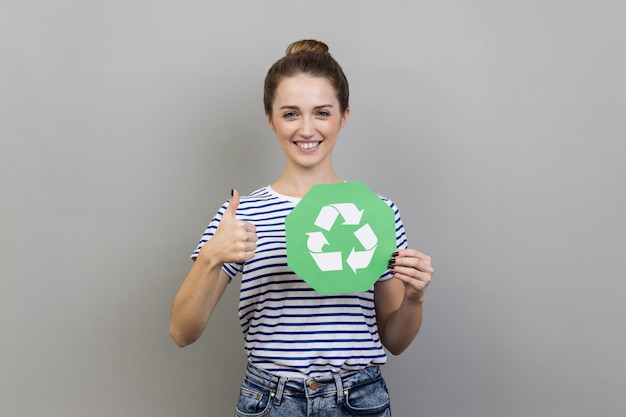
198, 189, 257, 265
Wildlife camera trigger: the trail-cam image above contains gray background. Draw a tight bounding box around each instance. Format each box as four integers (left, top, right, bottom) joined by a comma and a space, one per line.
1, 1, 624, 416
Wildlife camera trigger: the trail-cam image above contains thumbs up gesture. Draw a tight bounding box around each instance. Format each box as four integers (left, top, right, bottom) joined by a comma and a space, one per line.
200, 189, 258, 264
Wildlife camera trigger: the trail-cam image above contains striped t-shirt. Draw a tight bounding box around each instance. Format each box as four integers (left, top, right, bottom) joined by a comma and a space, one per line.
191, 185, 408, 378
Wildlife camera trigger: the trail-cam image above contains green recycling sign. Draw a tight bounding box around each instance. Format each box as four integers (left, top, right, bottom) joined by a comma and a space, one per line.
285, 182, 397, 295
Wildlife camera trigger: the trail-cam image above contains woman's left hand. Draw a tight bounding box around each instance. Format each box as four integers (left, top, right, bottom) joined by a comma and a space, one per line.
388, 249, 434, 302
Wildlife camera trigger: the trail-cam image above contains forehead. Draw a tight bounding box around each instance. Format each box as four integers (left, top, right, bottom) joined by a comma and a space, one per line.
273, 75, 337, 107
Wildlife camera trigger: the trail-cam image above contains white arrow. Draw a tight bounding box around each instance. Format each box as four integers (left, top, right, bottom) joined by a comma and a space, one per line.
314, 205, 340, 231
353, 223, 377, 250
311, 252, 343, 271
307, 232, 329, 252
332, 203, 364, 225
346, 247, 376, 273
347, 224, 378, 273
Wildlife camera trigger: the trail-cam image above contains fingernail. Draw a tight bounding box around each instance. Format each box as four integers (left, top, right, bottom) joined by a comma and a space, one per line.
388, 258, 396, 265
231, 189, 234, 197
393, 251, 399, 257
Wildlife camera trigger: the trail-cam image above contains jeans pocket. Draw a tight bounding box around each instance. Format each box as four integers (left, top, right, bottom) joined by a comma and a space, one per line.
235, 380, 273, 417
343, 378, 391, 415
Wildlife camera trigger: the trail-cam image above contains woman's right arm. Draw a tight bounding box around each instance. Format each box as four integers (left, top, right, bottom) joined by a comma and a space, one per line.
169, 190, 257, 347
169, 250, 232, 347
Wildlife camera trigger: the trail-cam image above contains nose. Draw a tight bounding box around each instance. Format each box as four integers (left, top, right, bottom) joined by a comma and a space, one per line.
299, 117, 315, 138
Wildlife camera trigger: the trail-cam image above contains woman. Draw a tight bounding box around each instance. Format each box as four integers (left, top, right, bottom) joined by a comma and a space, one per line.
170, 39, 434, 416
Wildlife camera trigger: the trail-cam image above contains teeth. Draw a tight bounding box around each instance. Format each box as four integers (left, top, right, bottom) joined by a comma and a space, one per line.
297, 142, 320, 149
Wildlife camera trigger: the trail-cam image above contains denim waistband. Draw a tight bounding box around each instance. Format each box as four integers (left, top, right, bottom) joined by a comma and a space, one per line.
243, 362, 383, 405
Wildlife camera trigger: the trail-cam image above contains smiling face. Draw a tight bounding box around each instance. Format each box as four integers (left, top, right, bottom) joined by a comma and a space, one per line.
267, 74, 349, 173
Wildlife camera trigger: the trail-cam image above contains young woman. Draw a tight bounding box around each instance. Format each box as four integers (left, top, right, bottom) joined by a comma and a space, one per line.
170, 39, 434, 416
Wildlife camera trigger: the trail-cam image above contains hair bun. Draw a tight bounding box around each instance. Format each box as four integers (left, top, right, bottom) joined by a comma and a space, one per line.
285, 39, 330, 56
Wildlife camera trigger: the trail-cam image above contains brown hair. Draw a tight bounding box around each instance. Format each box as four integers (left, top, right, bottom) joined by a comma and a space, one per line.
263, 40, 350, 117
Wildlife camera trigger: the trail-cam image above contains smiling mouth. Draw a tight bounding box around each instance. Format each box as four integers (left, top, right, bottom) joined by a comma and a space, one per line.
295, 141, 321, 150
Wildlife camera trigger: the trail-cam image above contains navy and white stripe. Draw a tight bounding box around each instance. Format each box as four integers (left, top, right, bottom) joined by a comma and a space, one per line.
192, 186, 408, 378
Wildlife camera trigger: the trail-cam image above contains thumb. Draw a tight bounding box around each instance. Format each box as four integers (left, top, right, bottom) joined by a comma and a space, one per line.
224, 188, 240, 218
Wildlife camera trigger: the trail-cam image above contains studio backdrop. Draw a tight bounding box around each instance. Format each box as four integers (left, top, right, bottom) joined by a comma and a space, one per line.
1, 1, 624, 416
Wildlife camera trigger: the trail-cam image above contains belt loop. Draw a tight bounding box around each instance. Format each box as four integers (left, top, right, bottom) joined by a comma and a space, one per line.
334, 373, 344, 404
273, 376, 288, 405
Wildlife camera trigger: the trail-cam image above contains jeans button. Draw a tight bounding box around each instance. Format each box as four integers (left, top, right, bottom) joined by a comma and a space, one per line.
309, 381, 319, 390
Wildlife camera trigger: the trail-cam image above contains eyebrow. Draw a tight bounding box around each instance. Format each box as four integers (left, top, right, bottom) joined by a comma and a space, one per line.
279, 104, 335, 110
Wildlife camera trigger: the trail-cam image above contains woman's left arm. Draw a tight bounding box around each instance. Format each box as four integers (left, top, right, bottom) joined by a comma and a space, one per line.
374, 249, 434, 355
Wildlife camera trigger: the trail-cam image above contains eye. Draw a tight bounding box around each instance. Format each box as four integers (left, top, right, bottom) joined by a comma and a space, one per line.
282, 111, 298, 119
316, 110, 331, 118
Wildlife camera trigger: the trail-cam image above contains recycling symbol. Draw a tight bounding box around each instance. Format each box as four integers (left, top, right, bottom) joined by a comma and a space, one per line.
307, 203, 377, 273
285, 182, 397, 295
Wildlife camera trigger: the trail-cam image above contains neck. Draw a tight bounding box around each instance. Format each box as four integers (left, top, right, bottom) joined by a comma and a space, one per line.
272, 165, 342, 198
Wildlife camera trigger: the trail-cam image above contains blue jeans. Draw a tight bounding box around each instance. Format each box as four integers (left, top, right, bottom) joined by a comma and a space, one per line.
235, 362, 392, 417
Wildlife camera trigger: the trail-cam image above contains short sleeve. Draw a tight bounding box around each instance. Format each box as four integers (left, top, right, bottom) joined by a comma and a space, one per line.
377, 197, 409, 282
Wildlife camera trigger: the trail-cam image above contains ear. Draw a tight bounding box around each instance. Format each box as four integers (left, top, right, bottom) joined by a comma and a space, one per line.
340, 107, 350, 128
266, 113, 275, 130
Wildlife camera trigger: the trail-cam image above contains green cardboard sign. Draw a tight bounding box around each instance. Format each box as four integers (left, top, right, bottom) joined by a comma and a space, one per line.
285, 182, 397, 295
